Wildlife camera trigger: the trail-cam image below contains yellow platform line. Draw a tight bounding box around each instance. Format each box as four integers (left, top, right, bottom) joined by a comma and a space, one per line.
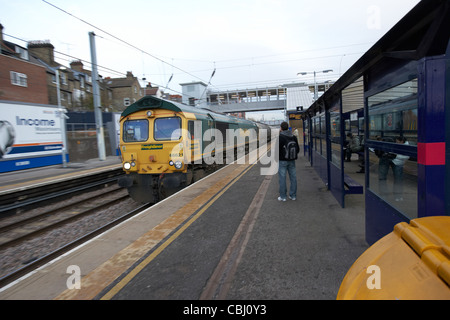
101, 164, 255, 300
54, 163, 255, 300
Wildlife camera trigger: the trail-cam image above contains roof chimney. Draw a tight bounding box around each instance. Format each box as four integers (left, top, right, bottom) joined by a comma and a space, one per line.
27, 40, 55, 65
0, 24, 4, 44
70, 60, 84, 72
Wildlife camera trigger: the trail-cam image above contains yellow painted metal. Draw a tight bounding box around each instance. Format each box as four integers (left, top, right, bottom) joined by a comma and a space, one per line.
119, 109, 187, 174
337, 216, 450, 300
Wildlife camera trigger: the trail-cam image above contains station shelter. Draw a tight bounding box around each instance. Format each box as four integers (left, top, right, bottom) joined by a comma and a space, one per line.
301, 0, 450, 244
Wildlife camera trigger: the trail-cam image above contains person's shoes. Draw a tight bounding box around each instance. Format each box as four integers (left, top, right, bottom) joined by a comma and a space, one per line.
278, 197, 287, 202
289, 196, 296, 200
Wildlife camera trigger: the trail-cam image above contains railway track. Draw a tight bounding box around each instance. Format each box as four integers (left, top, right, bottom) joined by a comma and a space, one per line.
0, 168, 124, 214
0, 185, 128, 250
0, 172, 151, 288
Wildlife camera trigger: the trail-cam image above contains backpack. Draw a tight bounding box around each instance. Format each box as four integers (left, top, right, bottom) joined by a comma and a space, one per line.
283, 138, 298, 161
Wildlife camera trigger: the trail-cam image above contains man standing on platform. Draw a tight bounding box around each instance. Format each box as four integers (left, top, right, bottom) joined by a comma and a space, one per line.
278, 122, 300, 202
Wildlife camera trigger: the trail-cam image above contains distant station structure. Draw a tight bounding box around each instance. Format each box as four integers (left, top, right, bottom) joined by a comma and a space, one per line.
179, 81, 334, 116
206, 83, 314, 114
180, 81, 209, 109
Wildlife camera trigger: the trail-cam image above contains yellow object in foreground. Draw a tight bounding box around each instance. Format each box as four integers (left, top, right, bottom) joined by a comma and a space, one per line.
337, 216, 450, 300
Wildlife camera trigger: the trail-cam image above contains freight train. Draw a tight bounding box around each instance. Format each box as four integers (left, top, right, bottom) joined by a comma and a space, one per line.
118, 96, 271, 203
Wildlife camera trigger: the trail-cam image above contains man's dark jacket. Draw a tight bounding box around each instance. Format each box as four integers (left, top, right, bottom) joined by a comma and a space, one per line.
278, 130, 300, 161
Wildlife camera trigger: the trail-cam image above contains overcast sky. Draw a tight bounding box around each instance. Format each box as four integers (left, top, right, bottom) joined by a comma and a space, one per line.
1, 0, 420, 119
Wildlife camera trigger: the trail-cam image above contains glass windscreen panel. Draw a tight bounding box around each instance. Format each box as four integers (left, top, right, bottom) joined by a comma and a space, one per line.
123, 119, 149, 142
154, 117, 182, 141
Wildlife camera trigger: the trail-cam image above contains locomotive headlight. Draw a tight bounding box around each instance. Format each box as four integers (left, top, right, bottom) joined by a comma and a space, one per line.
174, 161, 183, 169
123, 162, 131, 170
131, 161, 136, 167
169, 160, 174, 166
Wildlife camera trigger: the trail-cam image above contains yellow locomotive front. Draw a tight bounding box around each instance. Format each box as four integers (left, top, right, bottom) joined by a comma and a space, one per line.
118, 108, 189, 203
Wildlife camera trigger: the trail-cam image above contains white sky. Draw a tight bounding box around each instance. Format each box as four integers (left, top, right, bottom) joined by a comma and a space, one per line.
1, 0, 420, 119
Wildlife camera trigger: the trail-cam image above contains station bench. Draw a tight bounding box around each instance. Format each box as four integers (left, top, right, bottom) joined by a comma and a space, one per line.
344, 175, 364, 195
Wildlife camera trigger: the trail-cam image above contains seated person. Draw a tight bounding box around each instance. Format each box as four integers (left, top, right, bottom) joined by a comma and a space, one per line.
345, 133, 362, 162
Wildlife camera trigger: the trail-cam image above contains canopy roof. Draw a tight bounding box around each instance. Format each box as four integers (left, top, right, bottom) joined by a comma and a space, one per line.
305, 0, 450, 115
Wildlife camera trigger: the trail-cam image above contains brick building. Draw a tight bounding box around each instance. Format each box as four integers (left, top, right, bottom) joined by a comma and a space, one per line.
105, 71, 143, 112
27, 41, 96, 110
0, 23, 157, 112
69, 60, 113, 111
0, 24, 49, 104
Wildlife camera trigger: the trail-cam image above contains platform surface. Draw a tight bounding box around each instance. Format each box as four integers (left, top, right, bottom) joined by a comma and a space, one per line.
0, 154, 369, 300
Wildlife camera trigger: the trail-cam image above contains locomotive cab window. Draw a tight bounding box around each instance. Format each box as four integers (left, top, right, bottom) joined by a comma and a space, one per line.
123, 119, 149, 142
154, 117, 181, 141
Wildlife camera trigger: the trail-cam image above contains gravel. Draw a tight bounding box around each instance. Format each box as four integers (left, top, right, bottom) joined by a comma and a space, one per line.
0, 185, 143, 280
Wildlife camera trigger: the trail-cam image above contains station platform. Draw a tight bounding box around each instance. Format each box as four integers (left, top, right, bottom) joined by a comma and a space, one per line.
0, 153, 369, 300
0, 156, 122, 195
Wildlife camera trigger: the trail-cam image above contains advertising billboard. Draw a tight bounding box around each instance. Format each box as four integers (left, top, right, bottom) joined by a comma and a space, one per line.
0, 101, 66, 172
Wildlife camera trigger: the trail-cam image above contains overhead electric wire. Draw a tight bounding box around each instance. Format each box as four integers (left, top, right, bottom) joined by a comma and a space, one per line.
4, 32, 126, 78
211, 42, 373, 64
40, 0, 363, 96
41, 0, 220, 92
8, 1, 369, 100
3, 32, 201, 101
3, 31, 339, 100
157, 51, 364, 77
147, 42, 372, 66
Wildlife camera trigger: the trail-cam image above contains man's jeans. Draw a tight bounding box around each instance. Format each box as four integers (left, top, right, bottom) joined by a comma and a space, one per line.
278, 160, 297, 199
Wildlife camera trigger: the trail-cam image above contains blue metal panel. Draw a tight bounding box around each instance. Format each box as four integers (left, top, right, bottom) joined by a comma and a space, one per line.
418, 165, 446, 216
446, 41, 450, 214
366, 190, 408, 245
312, 152, 328, 185
329, 163, 345, 208
418, 56, 446, 143
417, 56, 447, 217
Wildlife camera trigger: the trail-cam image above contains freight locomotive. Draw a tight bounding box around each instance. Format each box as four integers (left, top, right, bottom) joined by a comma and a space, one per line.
118, 95, 271, 203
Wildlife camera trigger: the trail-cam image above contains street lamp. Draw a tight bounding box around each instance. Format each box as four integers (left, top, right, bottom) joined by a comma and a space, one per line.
297, 70, 333, 101
55, 66, 68, 168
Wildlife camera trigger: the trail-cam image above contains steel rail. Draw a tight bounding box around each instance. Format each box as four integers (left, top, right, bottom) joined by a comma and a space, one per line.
0, 170, 124, 213
0, 191, 129, 250
0, 203, 152, 289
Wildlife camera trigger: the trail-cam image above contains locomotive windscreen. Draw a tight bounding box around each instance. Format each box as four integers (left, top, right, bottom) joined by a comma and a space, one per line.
154, 117, 181, 141
123, 119, 149, 142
